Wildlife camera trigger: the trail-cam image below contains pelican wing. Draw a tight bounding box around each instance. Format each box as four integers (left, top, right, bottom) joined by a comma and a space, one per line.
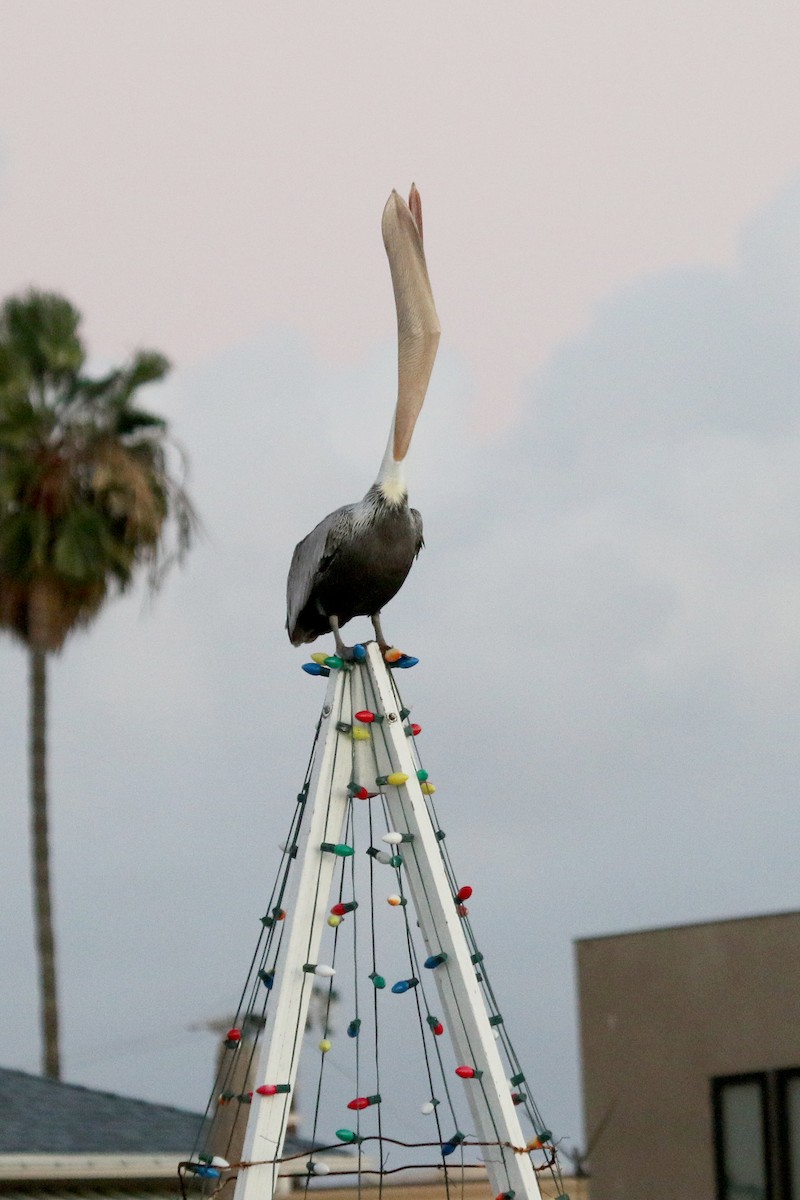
382, 186, 441, 462
286, 504, 355, 644
410, 507, 424, 556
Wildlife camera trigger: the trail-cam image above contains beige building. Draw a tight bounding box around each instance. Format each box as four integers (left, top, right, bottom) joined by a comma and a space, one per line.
576, 910, 800, 1200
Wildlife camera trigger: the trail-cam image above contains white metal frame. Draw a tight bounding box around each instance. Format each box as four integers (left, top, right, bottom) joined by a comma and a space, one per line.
233, 645, 542, 1200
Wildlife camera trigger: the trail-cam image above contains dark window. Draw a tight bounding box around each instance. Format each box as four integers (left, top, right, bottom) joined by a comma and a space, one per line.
777, 1069, 800, 1200
713, 1069, 800, 1200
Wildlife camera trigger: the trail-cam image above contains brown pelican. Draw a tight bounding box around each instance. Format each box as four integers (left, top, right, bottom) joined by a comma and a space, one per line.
286, 184, 440, 660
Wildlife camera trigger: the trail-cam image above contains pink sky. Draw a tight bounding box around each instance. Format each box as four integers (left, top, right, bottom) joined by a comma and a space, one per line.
2, 1, 799, 425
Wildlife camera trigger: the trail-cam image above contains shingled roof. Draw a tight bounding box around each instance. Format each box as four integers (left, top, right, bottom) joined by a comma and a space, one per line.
0, 1065, 350, 1195
0, 1068, 208, 1155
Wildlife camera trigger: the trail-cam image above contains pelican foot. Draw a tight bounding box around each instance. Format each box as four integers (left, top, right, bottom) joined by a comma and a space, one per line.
329, 617, 366, 663
335, 642, 367, 663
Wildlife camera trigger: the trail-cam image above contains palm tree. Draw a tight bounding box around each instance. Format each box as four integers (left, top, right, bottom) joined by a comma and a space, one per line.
0, 290, 196, 1078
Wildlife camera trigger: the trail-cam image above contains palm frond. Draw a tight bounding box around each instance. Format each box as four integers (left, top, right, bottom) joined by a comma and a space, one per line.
0, 398, 50, 453
0, 291, 84, 384
52, 507, 113, 583
114, 408, 168, 436
123, 350, 170, 392
0, 509, 49, 575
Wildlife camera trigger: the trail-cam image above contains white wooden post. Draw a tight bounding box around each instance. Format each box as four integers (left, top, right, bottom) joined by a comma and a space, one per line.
234, 664, 354, 1200
233, 646, 543, 1200
359, 644, 543, 1200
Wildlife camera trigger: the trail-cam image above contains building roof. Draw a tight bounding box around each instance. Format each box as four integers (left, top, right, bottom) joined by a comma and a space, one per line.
0, 1068, 207, 1155
0, 1067, 350, 1191
575, 906, 800, 944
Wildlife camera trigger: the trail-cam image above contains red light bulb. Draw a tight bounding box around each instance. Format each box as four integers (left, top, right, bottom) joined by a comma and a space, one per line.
354, 710, 375, 723
455, 1065, 476, 1079
456, 885, 473, 902
225, 1028, 241, 1043
347, 1093, 380, 1110
256, 1084, 278, 1096
349, 784, 379, 800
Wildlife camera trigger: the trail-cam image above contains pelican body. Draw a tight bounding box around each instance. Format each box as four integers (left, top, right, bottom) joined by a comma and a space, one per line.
286, 185, 439, 658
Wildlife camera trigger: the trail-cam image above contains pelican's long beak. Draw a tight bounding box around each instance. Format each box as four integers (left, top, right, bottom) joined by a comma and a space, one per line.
382, 184, 440, 463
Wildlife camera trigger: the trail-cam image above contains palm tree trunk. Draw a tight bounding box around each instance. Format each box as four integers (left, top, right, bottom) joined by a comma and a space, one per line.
29, 645, 60, 1078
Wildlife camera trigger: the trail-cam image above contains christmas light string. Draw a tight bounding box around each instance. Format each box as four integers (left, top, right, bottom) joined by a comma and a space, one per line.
186, 723, 320, 1170
381, 668, 567, 1198
184, 652, 569, 1200
357, 666, 516, 1200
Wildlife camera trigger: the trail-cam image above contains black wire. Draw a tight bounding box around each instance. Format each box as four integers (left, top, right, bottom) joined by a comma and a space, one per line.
188, 718, 322, 1168
189, 656, 565, 1198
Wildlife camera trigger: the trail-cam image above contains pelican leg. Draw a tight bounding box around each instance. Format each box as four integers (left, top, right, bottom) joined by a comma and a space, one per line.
371, 612, 391, 654
329, 615, 356, 661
